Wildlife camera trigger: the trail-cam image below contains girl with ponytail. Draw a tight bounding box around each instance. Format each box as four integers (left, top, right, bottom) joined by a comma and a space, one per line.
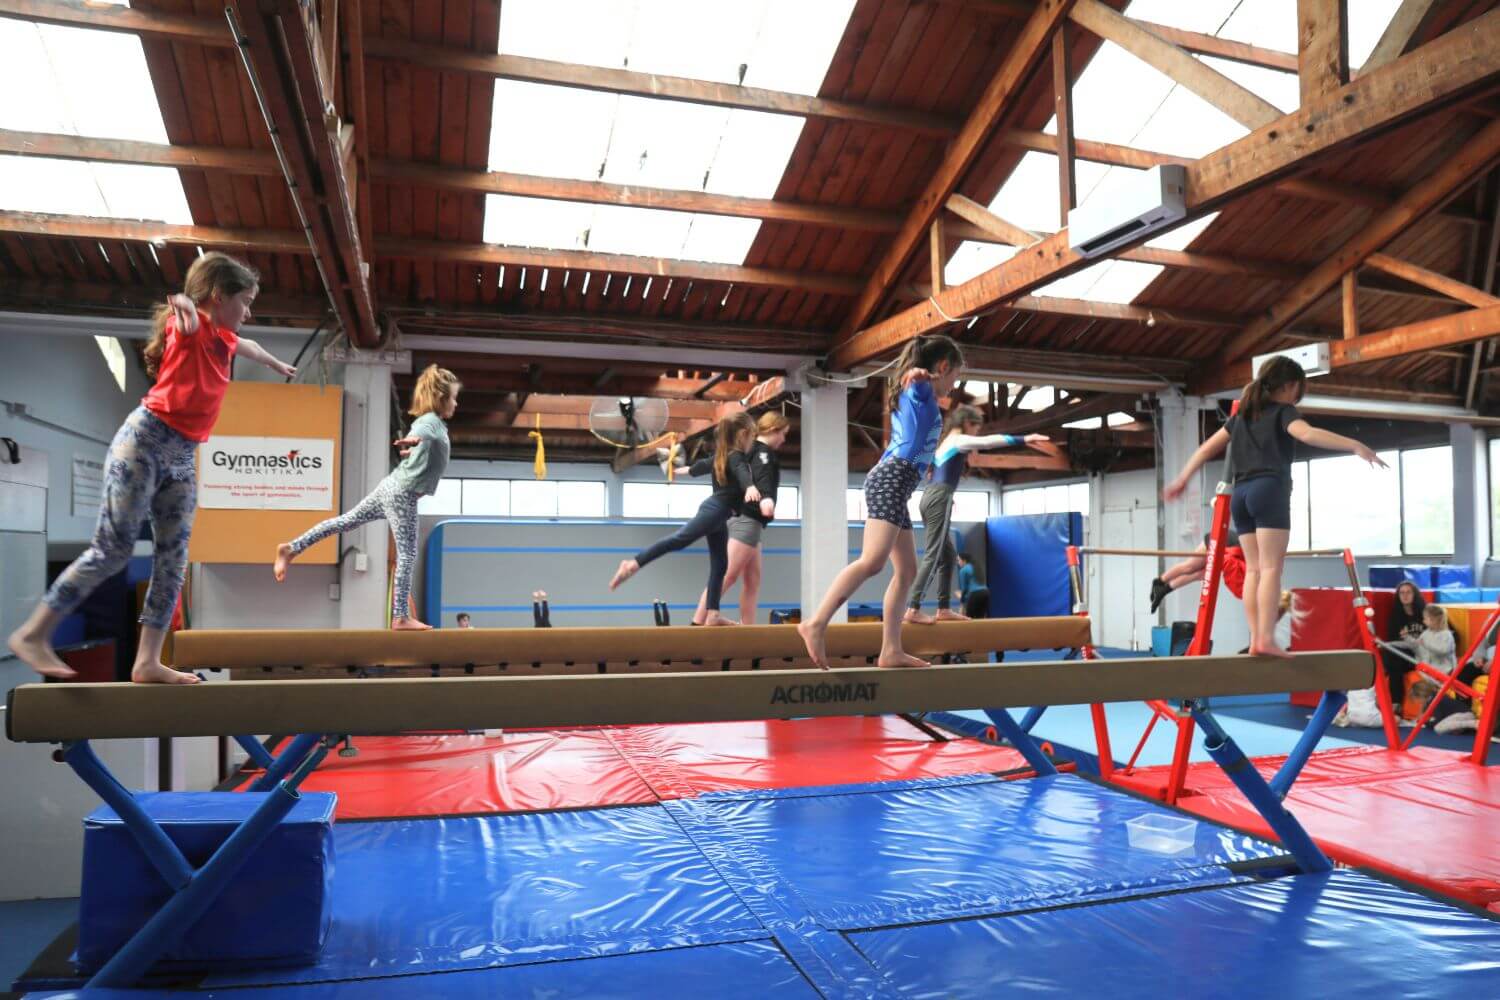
1164, 357, 1385, 657
799, 334, 965, 668
610, 411, 760, 625
8, 252, 294, 682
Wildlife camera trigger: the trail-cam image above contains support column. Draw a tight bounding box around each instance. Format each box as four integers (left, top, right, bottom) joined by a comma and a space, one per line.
1451, 423, 1489, 579
339, 362, 393, 629
799, 381, 849, 624
1157, 391, 1216, 624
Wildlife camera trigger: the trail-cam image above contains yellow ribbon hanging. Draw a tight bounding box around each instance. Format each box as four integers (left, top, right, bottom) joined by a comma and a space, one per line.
665, 433, 682, 483
528, 413, 547, 479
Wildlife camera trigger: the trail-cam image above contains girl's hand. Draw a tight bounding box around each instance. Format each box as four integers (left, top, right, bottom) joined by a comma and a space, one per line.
393, 435, 420, 458
271, 359, 297, 378
1162, 476, 1188, 502
760, 498, 775, 519
1023, 434, 1049, 445
1355, 443, 1387, 468
902, 367, 932, 388
168, 294, 199, 335
745, 486, 762, 503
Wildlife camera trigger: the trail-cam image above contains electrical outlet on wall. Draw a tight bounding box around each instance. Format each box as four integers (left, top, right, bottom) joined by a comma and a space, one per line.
329, 583, 341, 601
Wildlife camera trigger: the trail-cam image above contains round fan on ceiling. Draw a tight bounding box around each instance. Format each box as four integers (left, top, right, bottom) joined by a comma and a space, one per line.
588, 395, 671, 448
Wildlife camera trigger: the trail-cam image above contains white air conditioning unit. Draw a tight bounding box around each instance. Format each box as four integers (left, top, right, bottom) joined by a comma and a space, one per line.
1066, 164, 1188, 259
1251, 342, 1332, 379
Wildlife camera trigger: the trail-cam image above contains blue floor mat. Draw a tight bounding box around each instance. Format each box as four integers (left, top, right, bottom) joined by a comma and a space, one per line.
26, 940, 818, 999
688, 774, 1280, 930
850, 870, 1500, 999
204, 806, 764, 987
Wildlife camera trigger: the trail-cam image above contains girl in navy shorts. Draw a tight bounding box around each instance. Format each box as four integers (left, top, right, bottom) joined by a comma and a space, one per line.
1164, 357, 1385, 657
798, 335, 964, 668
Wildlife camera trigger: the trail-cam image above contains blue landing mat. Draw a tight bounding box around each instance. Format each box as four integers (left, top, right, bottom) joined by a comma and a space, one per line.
26, 940, 818, 999
204, 806, 763, 987
688, 774, 1280, 930
850, 870, 1500, 999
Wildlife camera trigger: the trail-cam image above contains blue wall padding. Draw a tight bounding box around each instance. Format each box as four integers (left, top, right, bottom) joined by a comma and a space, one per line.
1434, 588, 1483, 604
202, 806, 763, 988
1369, 565, 1476, 590
1435, 564, 1474, 588
849, 871, 1500, 998
79, 792, 335, 970
985, 513, 1083, 619
687, 774, 1276, 931
26, 941, 818, 1000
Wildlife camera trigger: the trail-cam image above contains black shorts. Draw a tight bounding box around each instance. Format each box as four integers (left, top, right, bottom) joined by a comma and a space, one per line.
863, 458, 922, 530
1230, 476, 1291, 533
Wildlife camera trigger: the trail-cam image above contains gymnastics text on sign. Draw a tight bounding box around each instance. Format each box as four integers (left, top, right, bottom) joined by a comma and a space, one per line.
770, 682, 881, 705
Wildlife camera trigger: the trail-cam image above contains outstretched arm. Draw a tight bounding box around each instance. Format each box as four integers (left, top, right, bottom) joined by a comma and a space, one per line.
1164, 427, 1230, 501
948, 431, 1049, 453
237, 337, 297, 378
1286, 420, 1387, 468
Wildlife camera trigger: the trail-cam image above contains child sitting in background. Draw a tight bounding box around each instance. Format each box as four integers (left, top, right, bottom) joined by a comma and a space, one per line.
1407, 604, 1457, 717
1432, 618, 1496, 735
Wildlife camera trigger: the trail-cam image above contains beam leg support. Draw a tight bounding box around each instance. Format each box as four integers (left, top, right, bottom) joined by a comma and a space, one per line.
233, 734, 277, 770
65, 741, 195, 891
1268, 690, 1346, 799
984, 708, 1059, 776
249, 732, 326, 792
1190, 703, 1332, 874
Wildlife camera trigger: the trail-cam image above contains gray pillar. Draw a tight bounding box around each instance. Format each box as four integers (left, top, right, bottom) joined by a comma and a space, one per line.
1451, 423, 1489, 578
800, 381, 849, 623
339, 362, 393, 628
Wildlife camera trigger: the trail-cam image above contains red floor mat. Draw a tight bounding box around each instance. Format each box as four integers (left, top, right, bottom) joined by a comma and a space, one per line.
607, 716, 1031, 799
1125, 747, 1500, 909
243, 719, 1028, 819
281, 732, 657, 819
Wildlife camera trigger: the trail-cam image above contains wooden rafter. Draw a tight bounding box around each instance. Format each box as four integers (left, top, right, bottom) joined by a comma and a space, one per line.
225, 0, 378, 345
1297, 1, 1350, 106
829, 10, 1500, 371
1364, 252, 1500, 308
1053, 22, 1077, 217
1341, 272, 1358, 339
1211, 116, 1500, 365
1068, 0, 1280, 129
1127, 20, 1298, 73
841, 0, 1076, 336
1361, 0, 1440, 74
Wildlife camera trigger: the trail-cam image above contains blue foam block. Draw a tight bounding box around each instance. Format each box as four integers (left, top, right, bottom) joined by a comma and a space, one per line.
1151, 625, 1171, 657
850, 871, 1500, 998
79, 792, 335, 970
692, 774, 1278, 930
26, 940, 819, 1000
1434, 588, 1482, 603
1435, 564, 1474, 588
203, 805, 763, 987
1368, 564, 1431, 589
986, 513, 1082, 620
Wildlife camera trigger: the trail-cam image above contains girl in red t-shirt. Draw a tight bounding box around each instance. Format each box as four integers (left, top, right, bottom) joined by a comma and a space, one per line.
6, 252, 294, 683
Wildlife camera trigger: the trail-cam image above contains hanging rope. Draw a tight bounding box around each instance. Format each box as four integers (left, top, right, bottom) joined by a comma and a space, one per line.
528, 413, 547, 480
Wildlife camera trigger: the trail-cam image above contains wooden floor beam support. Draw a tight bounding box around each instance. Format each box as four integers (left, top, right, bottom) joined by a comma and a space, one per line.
7, 648, 1374, 742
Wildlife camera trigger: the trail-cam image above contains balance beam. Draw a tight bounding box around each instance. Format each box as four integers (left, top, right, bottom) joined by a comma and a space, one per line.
170, 618, 1093, 670
6, 651, 1373, 743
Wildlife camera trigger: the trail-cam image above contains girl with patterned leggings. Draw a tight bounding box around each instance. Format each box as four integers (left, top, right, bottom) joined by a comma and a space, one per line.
798, 335, 965, 669
7, 253, 294, 683
274, 365, 459, 630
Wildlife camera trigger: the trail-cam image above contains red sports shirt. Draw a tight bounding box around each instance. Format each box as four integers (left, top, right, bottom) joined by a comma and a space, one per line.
141, 311, 239, 442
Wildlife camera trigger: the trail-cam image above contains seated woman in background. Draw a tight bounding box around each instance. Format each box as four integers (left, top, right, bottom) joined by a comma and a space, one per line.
1432, 622, 1497, 735
1382, 581, 1428, 713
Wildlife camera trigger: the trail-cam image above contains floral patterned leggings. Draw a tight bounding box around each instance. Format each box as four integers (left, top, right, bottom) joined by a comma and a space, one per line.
287, 475, 420, 621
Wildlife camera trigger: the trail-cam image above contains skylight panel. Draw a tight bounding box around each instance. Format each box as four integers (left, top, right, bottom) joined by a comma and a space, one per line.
483, 194, 593, 249
945, 243, 1016, 288
489, 0, 855, 265
1039, 260, 1164, 304
0, 12, 191, 225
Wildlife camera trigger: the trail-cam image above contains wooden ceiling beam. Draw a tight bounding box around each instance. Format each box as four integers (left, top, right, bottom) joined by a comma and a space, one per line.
225, 0, 378, 345
829, 10, 1500, 370
1360, 0, 1439, 74
1068, 0, 1280, 129
407, 372, 760, 403
1297, 1, 1350, 106
841, 0, 1076, 337
1364, 252, 1500, 309
1128, 20, 1298, 73
1210, 116, 1500, 365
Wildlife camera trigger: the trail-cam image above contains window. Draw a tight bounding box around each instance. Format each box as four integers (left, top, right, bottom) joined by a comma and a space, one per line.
418, 478, 604, 518
949, 491, 992, 522
1400, 446, 1453, 555
621, 482, 711, 519
1001, 481, 1089, 517
1308, 450, 1400, 554
1289, 461, 1310, 552
775, 485, 801, 520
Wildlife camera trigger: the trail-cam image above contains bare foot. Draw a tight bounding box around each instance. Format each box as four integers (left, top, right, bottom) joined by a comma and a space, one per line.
903, 609, 936, 625
704, 612, 740, 626
797, 620, 829, 669
7, 628, 77, 679
392, 617, 433, 631
131, 661, 200, 685
935, 609, 969, 622
878, 650, 931, 669
609, 559, 639, 591
273, 543, 295, 582
1249, 642, 1294, 660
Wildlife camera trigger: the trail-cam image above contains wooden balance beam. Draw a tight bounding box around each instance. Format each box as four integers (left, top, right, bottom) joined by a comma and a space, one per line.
171, 618, 1094, 671
6, 651, 1373, 743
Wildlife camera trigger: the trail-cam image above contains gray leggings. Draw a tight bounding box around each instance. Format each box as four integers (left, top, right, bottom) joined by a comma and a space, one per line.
289, 476, 420, 621
909, 483, 957, 610
45, 407, 198, 630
